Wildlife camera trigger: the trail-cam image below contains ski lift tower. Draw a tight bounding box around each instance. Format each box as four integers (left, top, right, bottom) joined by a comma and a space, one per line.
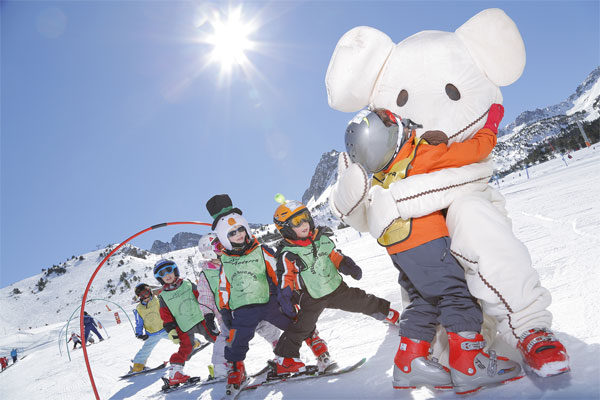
576, 120, 591, 147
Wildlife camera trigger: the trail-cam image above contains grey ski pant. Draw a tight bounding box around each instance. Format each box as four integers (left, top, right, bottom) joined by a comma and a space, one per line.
390, 237, 483, 342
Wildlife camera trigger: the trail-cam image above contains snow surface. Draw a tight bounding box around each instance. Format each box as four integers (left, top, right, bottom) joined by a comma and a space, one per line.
567, 78, 600, 121
0, 147, 599, 399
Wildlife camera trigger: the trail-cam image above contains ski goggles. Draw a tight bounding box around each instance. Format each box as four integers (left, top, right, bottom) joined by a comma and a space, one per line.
227, 226, 246, 238
155, 265, 175, 278
138, 288, 152, 300
288, 210, 311, 227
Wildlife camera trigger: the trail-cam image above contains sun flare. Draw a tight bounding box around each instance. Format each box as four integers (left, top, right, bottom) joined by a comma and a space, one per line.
204, 6, 258, 76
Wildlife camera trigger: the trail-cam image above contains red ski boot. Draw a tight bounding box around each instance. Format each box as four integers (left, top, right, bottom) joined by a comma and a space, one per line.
518, 328, 570, 377
275, 357, 307, 375
448, 332, 523, 395
392, 336, 452, 390
385, 308, 401, 326
305, 330, 338, 372
167, 364, 190, 385
226, 361, 247, 390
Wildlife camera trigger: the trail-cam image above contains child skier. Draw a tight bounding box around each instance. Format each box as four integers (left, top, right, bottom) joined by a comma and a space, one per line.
1, 356, 8, 371
83, 312, 104, 343
344, 106, 522, 394
68, 332, 82, 349
154, 259, 220, 387
197, 234, 281, 380
206, 194, 331, 393
272, 199, 400, 375
129, 283, 169, 373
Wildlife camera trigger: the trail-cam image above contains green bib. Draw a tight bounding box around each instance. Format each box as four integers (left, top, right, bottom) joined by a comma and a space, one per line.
159, 280, 204, 332
282, 235, 342, 299
221, 247, 270, 310
201, 268, 221, 311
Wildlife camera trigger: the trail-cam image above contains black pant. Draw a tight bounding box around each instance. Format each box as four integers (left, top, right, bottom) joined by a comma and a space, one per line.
275, 281, 390, 358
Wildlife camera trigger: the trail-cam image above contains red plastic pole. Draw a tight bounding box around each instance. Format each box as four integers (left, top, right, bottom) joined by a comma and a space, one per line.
80, 221, 211, 399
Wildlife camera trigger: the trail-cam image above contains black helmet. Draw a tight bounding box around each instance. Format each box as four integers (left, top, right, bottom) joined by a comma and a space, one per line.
153, 259, 179, 285
135, 283, 152, 298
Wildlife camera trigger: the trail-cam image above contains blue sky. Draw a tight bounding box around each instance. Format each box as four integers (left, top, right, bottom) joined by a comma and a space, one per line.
1, 0, 598, 287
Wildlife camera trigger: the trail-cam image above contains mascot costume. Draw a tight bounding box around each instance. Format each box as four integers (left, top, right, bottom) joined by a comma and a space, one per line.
326, 8, 570, 384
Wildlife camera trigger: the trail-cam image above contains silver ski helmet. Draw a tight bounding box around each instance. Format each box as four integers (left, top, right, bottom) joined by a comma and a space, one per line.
345, 108, 401, 173
198, 233, 217, 260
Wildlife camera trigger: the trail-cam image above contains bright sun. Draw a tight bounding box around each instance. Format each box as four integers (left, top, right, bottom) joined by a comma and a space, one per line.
204, 6, 257, 75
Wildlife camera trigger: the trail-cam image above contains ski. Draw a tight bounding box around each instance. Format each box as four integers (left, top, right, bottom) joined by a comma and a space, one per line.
160, 376, 202, 393
243, 358, 367, 391
158, 365, 270, 394
119, 362, 167, 379
190, 341, 211, 357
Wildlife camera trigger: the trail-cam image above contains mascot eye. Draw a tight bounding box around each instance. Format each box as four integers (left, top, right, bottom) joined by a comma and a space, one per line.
445, 84, 461, 101
396, 90, 408, 107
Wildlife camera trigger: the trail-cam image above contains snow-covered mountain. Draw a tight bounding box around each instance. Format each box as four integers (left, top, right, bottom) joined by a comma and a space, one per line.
494, 66, 600, 172
0, 146, 598, 399
150, 232, 204, 254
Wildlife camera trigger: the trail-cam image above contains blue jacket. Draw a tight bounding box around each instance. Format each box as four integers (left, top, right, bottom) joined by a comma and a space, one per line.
83, 315, 97, 328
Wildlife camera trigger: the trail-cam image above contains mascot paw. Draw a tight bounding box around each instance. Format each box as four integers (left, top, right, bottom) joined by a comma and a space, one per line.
368, 185, 401, 237
331, 152, 370, 217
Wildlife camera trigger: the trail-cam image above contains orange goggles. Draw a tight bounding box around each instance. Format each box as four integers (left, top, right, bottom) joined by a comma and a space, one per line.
288, 210, 310, 227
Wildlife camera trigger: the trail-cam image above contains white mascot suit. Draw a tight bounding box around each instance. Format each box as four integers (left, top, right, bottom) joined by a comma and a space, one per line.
326, 8, 569, 378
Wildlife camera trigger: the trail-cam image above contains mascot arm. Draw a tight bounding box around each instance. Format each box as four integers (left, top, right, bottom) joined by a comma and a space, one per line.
373, 159, 494, 222
330, 152, 371, 232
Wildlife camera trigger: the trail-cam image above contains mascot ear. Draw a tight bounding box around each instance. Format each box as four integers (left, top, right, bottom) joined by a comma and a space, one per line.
456, 8, 526, 87
326, 26, 394, 112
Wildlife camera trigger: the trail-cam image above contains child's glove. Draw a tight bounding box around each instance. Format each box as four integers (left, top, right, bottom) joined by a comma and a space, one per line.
168, 329, 179, 344
203, 313, 220, 337
339, 256, 363, 280
220, 309, 233, 330
483, 103, 504, 134
278, 286, 297, 318
136, 333, 149, 341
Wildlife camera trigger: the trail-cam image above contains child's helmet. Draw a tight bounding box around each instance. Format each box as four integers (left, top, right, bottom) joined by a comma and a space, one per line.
153, 259, 179, 284
273, 200, 314, 240
198, 233, 217, 260
345, 108, 401, 173
134, 283, 152, 299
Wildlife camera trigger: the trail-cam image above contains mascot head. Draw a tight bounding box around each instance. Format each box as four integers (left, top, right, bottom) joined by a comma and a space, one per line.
326, 8, 525, 144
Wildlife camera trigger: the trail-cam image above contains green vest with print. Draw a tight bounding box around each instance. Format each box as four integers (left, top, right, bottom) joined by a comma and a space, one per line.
221, 247, 270, 310
201, 268, 221, 311
159, 280, 204, 332
282, 235, 342, 299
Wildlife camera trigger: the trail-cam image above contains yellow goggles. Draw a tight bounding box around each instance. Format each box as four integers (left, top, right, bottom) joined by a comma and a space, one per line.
289, 210, 310, 227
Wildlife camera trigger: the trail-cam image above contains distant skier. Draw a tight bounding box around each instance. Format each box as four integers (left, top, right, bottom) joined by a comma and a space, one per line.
197, 233, 281, 379
83, 312, 104, 343
10, 348, 17, 363
272, 199, 400, 375
129, 283, 169, 373
68, 332, 82, 349
154, 259, 219, 387
0, 356, 7, 370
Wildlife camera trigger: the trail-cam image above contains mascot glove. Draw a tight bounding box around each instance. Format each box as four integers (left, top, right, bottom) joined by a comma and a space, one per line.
278, 286, 297, 319
331, 152, 370, 218
136, 333, 149, 341
220, 309, 233, 330
483, 103, 504, 134
168, 329, 180, 345
339, 256, 363, 280
367, 184, 402, 238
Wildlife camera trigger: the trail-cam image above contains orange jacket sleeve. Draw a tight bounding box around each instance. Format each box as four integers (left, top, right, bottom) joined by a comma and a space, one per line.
427, 127, 497, 171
